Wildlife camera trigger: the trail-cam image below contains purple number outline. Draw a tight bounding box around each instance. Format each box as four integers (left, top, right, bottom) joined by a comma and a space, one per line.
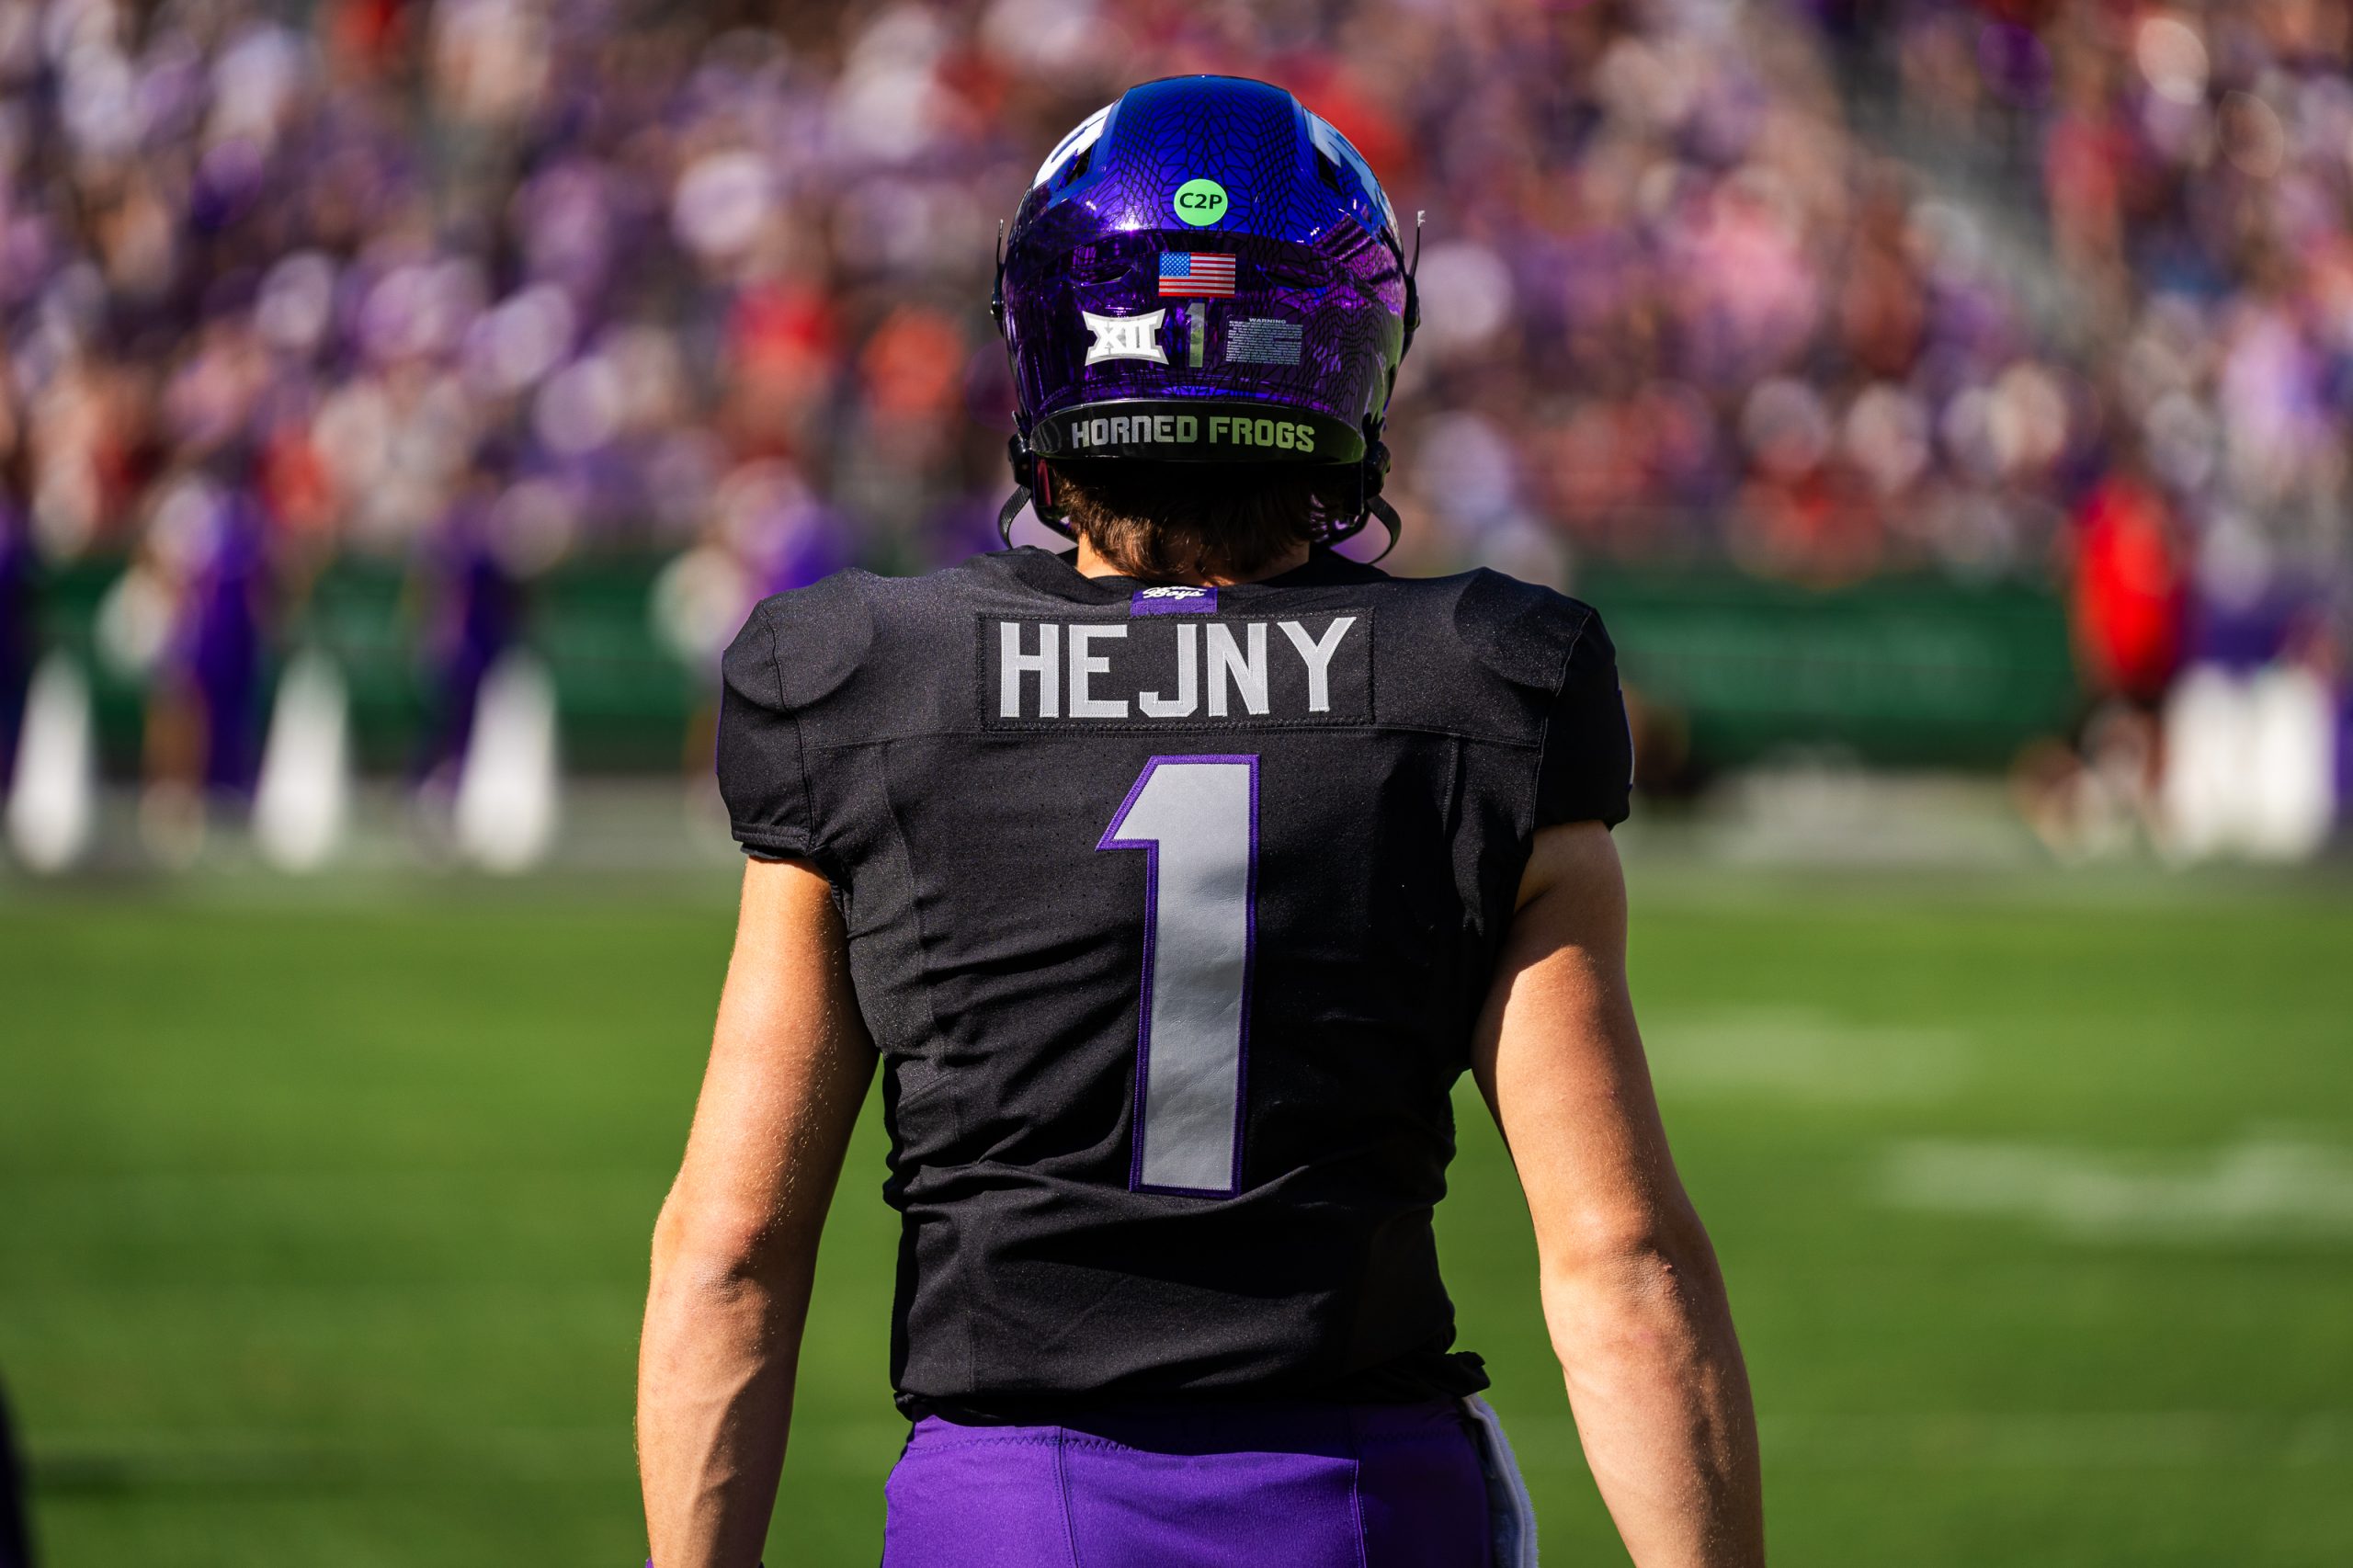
1097, 754, 1260, 1199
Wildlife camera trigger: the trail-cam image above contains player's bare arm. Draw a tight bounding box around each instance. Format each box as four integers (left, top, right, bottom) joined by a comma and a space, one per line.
1475, 822, 1765, 1567
639, 858, 874, 1568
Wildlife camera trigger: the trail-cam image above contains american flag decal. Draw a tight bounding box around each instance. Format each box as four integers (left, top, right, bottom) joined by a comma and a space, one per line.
1159, 253, 1237, 298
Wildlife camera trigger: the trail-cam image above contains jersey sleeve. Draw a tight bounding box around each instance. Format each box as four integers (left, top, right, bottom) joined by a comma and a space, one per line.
1533, 608, 1634, 830
716, 573, 879, 868
715, 597, 821, 862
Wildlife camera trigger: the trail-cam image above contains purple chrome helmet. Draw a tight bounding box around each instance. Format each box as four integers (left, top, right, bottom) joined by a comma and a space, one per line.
992, 75, 1419, 549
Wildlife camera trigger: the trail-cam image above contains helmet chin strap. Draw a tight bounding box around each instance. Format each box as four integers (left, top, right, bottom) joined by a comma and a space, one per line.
1319, 420, 1399, 562
995, 483, 1078, 548
1356, 494, 1402, 562
995, 485, 1033, 550
997, 426, 1079, 549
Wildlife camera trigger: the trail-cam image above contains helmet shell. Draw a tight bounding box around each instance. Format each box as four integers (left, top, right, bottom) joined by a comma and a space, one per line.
999, 76, 1408, 467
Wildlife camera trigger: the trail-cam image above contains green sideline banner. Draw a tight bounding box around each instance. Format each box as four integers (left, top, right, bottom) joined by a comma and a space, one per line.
1579, 566, 2080, 770
38, 558, 702, 775
35, 559, 2081, 776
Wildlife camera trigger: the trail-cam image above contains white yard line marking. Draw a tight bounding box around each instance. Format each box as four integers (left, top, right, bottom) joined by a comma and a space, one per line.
1881, 1135, 2353, 1241
1644, 1007, 1974, 1104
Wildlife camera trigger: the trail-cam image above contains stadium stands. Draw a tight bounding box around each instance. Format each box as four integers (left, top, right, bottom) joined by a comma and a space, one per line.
0, 0, 2344, 859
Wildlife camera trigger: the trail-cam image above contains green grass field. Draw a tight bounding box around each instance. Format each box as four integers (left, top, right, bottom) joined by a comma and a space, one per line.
3, 867, 2349, 1565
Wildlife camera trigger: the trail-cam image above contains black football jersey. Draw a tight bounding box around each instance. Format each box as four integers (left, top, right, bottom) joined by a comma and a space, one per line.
716, 545, 1631, 1415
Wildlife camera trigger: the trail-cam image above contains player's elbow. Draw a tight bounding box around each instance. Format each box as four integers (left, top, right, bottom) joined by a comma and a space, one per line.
650, 1187, 792, 1297
1536, 1198, 1744, 1397
1539, 1193, 1721, 1309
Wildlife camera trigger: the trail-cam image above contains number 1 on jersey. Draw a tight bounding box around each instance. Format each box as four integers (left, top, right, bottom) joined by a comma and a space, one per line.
1097, 756, 1258, 1197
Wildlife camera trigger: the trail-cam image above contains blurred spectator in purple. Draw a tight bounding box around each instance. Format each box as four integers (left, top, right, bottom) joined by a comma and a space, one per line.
137, 466, 269, 856
413, 468, 526, 795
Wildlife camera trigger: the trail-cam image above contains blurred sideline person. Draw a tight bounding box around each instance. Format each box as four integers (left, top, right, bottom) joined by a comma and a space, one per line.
138, 468, 270, 865
413, 467, 561, 872
640, 79, 1763, 1568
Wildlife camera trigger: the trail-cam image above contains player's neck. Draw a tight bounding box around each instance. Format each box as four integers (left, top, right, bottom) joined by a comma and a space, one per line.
1072, 537, 1313, 586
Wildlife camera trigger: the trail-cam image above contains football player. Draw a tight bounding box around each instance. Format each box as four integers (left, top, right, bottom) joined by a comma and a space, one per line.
640, 76, 1763, 1568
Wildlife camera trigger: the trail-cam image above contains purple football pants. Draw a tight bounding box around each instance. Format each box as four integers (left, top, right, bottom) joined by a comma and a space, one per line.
881, 1399, 1492, 1568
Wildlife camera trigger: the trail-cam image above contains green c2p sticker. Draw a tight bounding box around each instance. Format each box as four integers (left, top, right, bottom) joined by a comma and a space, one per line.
1173, 177, 1229, 227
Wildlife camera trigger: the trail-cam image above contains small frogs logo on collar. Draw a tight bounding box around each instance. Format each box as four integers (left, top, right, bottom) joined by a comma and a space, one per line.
1130, 585, 1218, 616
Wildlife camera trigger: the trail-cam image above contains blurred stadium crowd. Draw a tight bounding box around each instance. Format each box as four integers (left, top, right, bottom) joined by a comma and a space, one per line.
0, 0, 2347, 868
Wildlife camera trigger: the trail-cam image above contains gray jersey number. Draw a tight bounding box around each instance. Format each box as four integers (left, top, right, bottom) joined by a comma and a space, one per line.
1097, 756, 1259, 1196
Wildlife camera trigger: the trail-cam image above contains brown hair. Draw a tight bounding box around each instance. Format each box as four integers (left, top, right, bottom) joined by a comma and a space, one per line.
1048, 460, 1360, 582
